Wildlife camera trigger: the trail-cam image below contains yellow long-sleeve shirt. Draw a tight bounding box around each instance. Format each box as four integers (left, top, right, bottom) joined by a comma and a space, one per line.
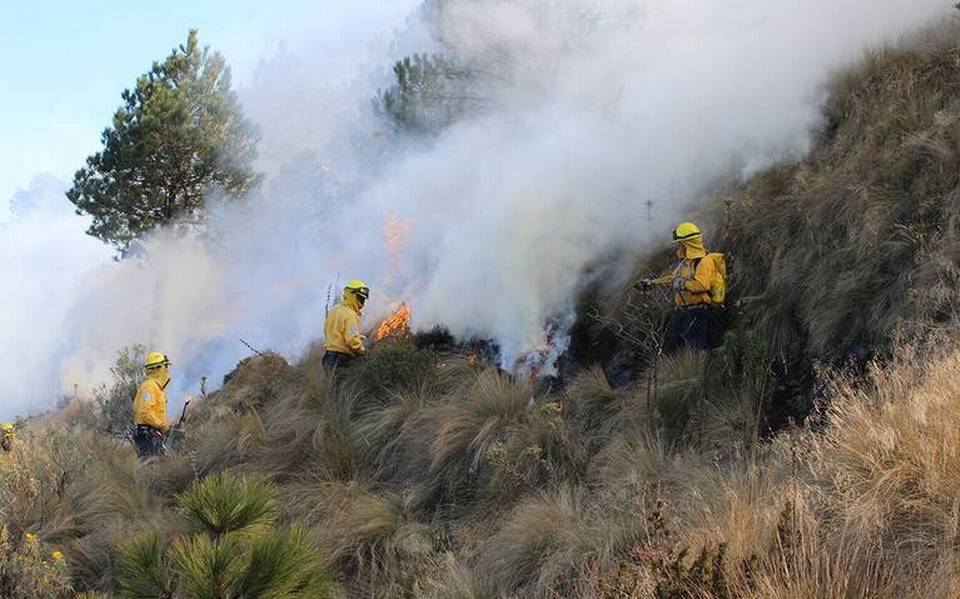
651, 257, 717, 307
324, 298, 366, 356
651, 237, 718, 307
132, 378, 170, 433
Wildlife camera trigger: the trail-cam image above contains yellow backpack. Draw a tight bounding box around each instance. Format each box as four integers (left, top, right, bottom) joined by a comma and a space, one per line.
707, 252, 727, 305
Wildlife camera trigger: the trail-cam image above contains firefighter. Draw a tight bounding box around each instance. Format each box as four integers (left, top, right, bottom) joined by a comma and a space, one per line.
1, 422, 15, 453
131, 352, 174, 458
636, 222, 727, 352
323, 280, 369, 368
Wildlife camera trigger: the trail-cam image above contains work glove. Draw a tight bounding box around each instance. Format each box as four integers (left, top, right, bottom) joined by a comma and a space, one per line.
672, 278, 687, 292
634, 279, 653, 291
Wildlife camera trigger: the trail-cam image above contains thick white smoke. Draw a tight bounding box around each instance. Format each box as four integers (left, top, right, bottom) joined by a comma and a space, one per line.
0, 0, 952, 418
0, 175, 113, 411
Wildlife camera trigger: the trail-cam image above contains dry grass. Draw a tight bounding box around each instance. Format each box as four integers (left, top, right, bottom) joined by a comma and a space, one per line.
716, 42, 960, 360
12, 325, 960, 598
315, 486, 435, 596
807, 349, 960, 589
418, 553, 496, 599
7, 21, 960, 599
478, 486, 590, 596
416, 368, 587, 512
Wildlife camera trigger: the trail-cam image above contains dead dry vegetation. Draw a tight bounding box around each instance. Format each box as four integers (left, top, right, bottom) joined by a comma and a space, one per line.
6, 24, 960, 599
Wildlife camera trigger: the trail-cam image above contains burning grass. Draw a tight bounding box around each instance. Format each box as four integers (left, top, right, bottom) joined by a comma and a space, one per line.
374, 303, 412, 342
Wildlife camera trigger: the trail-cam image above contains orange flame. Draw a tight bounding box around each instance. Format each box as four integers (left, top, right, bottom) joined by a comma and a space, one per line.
383, 213, 413, 254
374, 303, 412, 342
383, 213, 413, 287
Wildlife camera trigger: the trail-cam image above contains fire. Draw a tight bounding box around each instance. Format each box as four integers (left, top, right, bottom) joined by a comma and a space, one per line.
374, 303, 412, 342
514, 317, 573, 379
382, 213, 413, 287
383, 212, 413, 255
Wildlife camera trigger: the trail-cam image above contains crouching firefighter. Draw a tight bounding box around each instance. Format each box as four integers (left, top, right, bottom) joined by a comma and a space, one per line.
636, 222, 727, 352
131, 352, 175, 458
323, 280, 369, 368
1, 422, 15, 453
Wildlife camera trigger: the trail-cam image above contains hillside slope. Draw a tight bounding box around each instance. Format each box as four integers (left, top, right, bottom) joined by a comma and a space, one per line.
5, 24, 960, 599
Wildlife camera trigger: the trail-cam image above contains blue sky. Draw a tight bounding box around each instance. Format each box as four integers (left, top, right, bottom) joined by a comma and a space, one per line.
0, 0, 407, 220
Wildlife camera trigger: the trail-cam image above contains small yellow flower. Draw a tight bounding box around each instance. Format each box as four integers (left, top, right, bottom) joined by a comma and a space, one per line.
24, 532, 37, 543
51, 551, 64, 561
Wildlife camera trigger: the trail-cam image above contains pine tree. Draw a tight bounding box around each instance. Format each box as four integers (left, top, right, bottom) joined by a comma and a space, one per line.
67, 30, 260, 253
376, 53, 480, 134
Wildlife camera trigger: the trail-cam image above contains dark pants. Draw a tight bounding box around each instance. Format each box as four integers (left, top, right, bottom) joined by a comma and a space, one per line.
706, 305, 729, 349
132, 425, 165, 458
666, 306, 711, 353
322, 351, 354, 369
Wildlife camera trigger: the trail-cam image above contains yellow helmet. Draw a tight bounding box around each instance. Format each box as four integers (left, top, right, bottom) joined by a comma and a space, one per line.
144, 352, 171, 370
344, 279, 370, 300
672, 222, 702, 242
0, 422, 13, 434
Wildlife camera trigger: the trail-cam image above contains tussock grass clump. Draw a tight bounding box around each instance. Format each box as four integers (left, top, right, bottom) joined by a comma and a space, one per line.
356, 387, 437, 482
565, 365, 629, 445
253, 365, 369, 482
417, 369, 586, 511
651, 352, 707, 443
717, 40, 960, 360
316, 486, 435, 596
218, 352, 295, 407
811, 348, 960, 582
478, 486, 589, 595
418, 554, 497, 599
478, 485, 655, 598
588, 431, 674, 498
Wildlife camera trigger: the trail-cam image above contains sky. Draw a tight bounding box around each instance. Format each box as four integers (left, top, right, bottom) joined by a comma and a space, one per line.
0, 0, 411, 218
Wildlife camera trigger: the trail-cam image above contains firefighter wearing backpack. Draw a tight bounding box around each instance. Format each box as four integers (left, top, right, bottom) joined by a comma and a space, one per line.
637, 222, 727, 351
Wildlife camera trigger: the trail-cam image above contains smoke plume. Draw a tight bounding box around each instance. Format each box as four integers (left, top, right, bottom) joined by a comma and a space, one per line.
0, 0, 951, 418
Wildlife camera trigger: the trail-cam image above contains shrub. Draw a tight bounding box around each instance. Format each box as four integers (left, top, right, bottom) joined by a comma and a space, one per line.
0, 523, 73, 598
237, 525, 330, 598
347, 339, 440, 397
116, 472, 334, 598
176, 473, 279, 539
92, 345, 146, 436
169, 533, 244, 597
116, 531, 172, 597
0, 424, 94, 539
